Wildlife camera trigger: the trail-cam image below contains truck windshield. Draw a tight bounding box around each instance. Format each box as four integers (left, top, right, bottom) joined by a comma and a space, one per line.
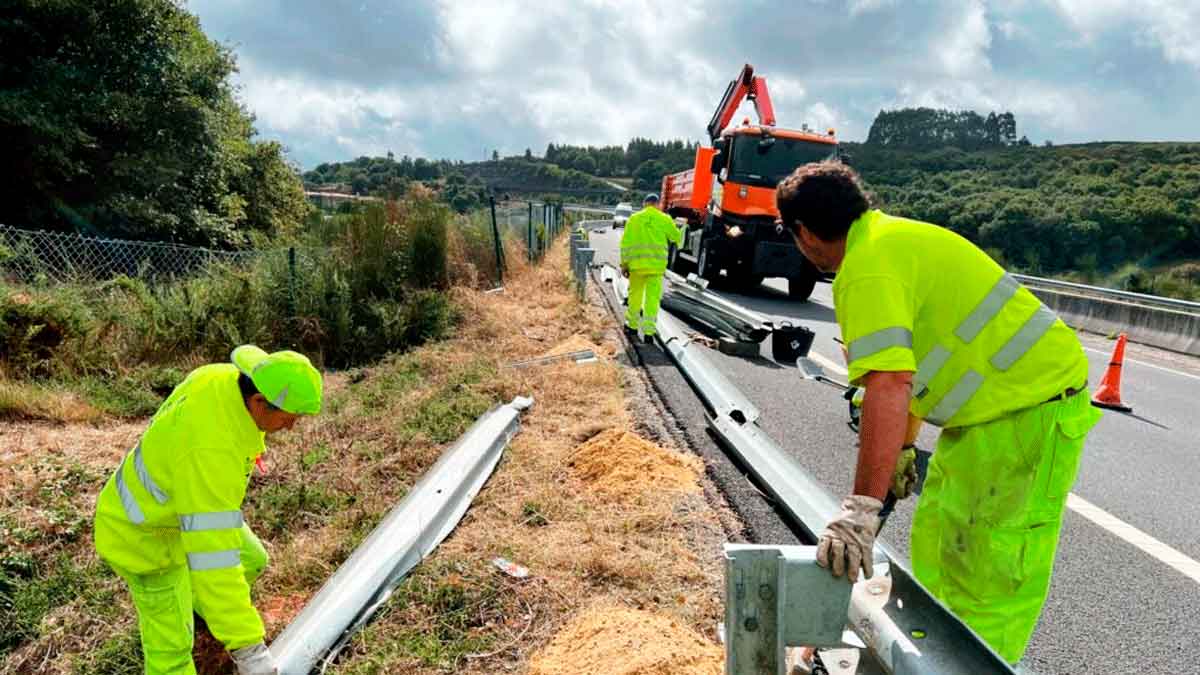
727, 135, 837, 188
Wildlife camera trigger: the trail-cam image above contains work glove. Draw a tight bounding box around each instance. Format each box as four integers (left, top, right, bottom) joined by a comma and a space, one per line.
232, 642, 278, 675
816, 495, 883, 583
890, 445, 919, 500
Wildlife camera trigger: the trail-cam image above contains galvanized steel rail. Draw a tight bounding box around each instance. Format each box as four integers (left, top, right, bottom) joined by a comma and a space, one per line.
1013, 272, 1200, 314
272, 396, 533, 674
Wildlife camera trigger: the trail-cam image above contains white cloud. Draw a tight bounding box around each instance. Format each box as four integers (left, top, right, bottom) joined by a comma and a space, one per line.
849, 0, 897, 17
1051, 0, 1200, 69
189, 0, 1200, 166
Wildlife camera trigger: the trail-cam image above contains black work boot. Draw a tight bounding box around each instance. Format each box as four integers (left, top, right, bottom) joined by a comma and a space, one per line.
642, 333, 656, 345
623, 326, 638, 342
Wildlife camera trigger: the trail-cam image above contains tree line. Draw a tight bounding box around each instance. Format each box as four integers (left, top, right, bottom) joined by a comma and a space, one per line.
864, 108, 1030, 150
0, 0, 309, 248
545, 138, 700, 180
304, 154, 623, 210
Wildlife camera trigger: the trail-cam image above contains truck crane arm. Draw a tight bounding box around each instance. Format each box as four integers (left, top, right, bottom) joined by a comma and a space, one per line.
705, 63, 777, 143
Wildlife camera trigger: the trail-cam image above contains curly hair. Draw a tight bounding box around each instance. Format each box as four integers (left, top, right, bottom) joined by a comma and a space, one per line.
775, 161, 871, 242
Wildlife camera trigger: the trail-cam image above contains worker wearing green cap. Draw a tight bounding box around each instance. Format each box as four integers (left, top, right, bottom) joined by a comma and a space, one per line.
93, 346, 322, 675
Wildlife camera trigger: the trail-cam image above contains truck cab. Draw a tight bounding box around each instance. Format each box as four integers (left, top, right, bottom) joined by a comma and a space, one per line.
666, 125, 838, 299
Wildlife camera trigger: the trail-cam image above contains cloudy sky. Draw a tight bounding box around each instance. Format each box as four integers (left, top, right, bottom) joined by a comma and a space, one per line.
189, 0, 1200, 169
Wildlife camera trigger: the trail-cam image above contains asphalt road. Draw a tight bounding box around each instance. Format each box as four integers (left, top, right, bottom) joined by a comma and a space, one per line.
588, 225, 1200, 674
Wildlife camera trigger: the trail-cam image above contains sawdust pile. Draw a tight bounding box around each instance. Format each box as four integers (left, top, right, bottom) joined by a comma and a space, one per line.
541, 333, 610, 358
568, 429, 702, 499
529, 606, 722, 675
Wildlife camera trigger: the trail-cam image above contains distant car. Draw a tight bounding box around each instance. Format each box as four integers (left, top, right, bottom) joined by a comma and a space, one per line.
612, 202, 634, 228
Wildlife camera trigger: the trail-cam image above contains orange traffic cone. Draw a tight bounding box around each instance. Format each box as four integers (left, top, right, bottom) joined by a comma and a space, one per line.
1092, 333, 1132, 412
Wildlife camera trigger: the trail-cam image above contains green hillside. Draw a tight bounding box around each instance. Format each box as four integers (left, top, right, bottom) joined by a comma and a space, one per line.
304, 155, 621, 209
846, 141, 1200, 293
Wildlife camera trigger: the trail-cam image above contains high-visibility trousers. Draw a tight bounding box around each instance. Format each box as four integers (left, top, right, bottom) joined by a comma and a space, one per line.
911, 389, 1100, 664
625, 271, 664, 335
110, 524, 269, 675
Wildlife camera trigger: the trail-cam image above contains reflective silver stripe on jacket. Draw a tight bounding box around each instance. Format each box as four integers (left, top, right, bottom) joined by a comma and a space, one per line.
847, 326, 913, 363
622, 254, 668, 262
621, 244, 667, 253
990, 305, 1058, 371
954, 273, 1019, 344
133, 442, 169, 504
919, 275, 1060, 424
187, 549, 241, 571
926, 369, 985, 426
913, 345, 952, 400
179, 511, 243, 532
114, 455, 146, 525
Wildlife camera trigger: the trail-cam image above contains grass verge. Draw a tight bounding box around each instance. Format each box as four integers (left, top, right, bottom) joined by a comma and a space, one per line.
1, 236, 731, 674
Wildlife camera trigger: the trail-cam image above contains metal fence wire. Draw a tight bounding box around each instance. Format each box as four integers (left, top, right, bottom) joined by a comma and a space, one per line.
0, 224, 259, 283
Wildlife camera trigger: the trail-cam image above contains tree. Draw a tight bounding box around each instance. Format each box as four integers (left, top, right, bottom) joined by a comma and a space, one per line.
633, 160, 667, 191
524, 148, 533, 159
0, 0, 308, 246
492, 149, 499, 161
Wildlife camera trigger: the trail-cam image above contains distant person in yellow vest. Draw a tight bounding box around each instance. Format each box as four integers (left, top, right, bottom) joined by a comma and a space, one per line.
620, 193, 682, 343
94, 346, 323, 675
776, 162, 1100, 664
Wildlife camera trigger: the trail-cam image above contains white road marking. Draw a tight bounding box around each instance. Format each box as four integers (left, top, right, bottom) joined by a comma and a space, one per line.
1082, 345, 1200, 382
1067, 493, 1200, 585
810, 351, 849, 376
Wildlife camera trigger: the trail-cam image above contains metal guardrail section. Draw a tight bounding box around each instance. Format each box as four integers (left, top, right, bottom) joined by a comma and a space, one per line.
272, 396, 534, 674
1013, 273, 1200, 314
656, 303, 762, 424
664, 270, 775, 331
710, 416, 1014, 673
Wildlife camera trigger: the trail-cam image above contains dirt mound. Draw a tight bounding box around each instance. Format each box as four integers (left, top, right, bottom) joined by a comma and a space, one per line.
568, 429, 701, 499
529, 605, 722, 675
542, 333, 609, 358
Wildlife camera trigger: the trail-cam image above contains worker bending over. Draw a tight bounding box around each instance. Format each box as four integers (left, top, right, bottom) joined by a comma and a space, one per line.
620, 192, 682, 343
777, 162, 1099, 664
94, 346, 323, 674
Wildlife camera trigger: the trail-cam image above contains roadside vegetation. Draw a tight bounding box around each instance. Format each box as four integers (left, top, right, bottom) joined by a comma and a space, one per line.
2, 238, 730, 674
0, 187, 537, 424
0, 0, 309, 248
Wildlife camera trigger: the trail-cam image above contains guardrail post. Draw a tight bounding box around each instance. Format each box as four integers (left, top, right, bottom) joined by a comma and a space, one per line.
576, 248, 594, 301
724, 544, 851, 675
528, 201, 534, 262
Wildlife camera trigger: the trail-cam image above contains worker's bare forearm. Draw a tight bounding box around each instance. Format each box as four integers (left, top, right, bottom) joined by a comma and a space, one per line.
854, 370, 913, 500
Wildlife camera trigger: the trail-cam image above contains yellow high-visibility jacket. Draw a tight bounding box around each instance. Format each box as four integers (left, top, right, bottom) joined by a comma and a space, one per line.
93, 364, 266, 650
620, 206, 682, 273
834, 210, 1088, 428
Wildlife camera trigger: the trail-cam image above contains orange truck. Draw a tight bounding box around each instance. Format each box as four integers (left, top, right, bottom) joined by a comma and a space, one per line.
661, 64, 838, 300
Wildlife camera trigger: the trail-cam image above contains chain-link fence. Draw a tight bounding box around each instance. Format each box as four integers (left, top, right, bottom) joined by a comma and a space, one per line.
0, 224, 259, 284
495, 199, 567, 265
2, 199, 571, 290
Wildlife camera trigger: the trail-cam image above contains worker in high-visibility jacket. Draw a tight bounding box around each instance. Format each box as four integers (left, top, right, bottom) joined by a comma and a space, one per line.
776, 162, 1100, 664
620, 193, 682, 343
93, 346, 323, 675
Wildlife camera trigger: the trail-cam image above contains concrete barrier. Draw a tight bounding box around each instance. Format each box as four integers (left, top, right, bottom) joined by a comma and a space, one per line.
1030, 287, 1200, 356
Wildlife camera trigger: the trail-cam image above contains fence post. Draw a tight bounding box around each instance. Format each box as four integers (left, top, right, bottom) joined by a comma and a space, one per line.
287, 247, 297, 347
489, 196, 504, 285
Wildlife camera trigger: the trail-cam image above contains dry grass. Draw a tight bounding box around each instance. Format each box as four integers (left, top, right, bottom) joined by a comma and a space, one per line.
0, 237, 731, 675
0, 378, 104, 424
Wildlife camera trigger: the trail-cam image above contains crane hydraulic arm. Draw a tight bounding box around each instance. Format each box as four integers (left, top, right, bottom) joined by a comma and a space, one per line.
705, 63, 776, 143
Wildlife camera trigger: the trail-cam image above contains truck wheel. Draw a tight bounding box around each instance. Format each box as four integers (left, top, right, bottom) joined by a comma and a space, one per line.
788, 274, 816, 301
670, 246, 695, 276
697, 241, 721, 284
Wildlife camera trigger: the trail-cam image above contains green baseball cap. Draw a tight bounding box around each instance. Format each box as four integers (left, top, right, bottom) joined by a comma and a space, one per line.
231, 345, 323, 415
